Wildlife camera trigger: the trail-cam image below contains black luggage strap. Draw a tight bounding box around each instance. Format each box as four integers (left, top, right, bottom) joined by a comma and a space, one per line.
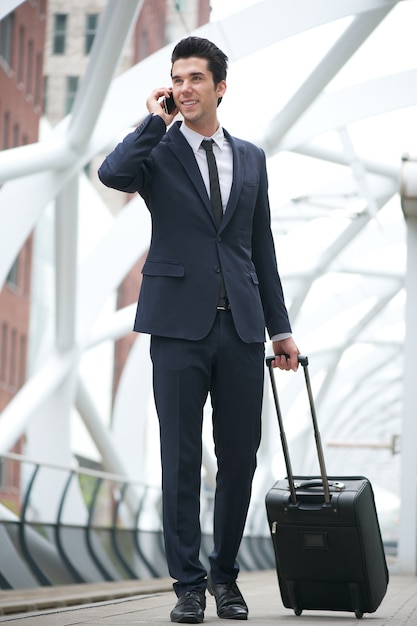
266, 355, 331, 506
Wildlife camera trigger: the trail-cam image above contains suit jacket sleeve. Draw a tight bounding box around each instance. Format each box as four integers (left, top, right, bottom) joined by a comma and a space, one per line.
98, 114, 166, 195
250, 148, 292, 338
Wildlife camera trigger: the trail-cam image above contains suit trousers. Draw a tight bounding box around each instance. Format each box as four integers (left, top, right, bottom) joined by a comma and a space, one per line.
150, 310, 264, 596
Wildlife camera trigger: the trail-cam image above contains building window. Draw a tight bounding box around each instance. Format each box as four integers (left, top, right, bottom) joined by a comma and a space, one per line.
53, 14, 67, 55
22, 239, 32, 296
0, 458, 7, 487
13, 123, 19, 147
138, 29, 149, 61
158, 14, 165, 47
0, 323, 8, 384
9, 329, 17, 389
43, 75, 48, 114
19, 335, 27, 389
0, 13, 14, 68
3, 112, 10, 149
39, 0, 47, 19
65, 76, 79, 114
85, 14, 99, 55
26, 40, 34, 97
34, 52, 43, 107
17, 26, 25, 83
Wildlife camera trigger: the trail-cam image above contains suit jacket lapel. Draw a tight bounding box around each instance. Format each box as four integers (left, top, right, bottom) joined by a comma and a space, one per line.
220, 131, 246, 231
166, 124, 214, 221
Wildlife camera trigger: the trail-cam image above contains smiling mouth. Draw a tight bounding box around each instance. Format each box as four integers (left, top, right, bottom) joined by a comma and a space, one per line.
182, 100, 198, 107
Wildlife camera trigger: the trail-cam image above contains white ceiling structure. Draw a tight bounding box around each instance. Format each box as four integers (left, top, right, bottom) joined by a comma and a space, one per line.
1, 0, 417, 573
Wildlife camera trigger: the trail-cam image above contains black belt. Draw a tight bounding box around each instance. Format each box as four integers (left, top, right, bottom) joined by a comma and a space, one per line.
217, 297, 230, 311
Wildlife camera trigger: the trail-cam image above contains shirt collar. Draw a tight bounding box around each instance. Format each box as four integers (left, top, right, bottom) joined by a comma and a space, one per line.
180, 122, 225, 153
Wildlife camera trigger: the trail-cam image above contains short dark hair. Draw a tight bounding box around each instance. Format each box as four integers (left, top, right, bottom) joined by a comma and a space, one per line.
171, 36, 228, 105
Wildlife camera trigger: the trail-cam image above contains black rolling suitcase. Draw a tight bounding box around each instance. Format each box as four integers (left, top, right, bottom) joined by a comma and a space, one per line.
265, 355, 389, 619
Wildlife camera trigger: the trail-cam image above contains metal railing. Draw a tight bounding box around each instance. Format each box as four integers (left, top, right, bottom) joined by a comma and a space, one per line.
0, 453, 275, 590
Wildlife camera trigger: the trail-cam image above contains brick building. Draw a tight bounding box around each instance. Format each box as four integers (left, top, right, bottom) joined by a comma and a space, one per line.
0, 0, 48, 512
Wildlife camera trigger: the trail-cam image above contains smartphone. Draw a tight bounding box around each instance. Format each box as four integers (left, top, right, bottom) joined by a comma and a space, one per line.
163, 92, 176, 114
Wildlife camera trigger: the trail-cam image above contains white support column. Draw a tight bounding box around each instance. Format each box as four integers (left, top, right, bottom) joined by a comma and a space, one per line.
55, 176, 79, 350
398, 156, 417, 575
23, 178, 81, 475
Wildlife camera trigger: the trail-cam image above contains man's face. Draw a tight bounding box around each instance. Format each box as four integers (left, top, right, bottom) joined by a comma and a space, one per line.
171, 56, 226, 131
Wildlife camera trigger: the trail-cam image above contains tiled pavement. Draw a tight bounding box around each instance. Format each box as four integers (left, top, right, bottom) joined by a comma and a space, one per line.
0, 569, 416, 625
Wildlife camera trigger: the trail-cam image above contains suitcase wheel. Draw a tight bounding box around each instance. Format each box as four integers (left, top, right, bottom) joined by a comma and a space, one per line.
294, 608, 302, 616
355, 609, 364, 619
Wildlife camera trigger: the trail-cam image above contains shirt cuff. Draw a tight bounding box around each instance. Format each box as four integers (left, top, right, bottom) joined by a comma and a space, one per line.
271, 332, 292, 342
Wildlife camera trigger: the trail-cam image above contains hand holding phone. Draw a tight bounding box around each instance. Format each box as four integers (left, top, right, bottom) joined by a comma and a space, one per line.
163, 92, 176, 115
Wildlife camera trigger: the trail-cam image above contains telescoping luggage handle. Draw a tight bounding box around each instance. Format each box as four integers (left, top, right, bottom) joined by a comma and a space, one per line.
266, 355, 331, 506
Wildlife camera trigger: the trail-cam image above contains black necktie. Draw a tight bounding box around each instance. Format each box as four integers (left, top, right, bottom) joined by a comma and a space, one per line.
201, 139, 223, 227
201, 139, 228, 306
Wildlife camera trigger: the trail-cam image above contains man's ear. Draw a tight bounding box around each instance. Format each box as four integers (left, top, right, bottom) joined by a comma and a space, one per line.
216, 80, 227, 100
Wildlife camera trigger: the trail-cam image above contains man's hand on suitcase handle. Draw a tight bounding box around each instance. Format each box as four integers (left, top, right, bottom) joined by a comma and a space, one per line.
267, 353, 308, 371
271, 337, 301, 371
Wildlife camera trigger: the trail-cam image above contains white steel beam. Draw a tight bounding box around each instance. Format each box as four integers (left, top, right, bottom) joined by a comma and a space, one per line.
0, 351, 74, 454
287, 179, 396, 322
67, 0, 144, 151
0, 0, 145, 289
76, 194, 150, 343
204, 0, 400, 63
276, 70, 417, 153
262, 6, 395, 153
293, 143, 399, 181
0, 137, 74, 184
0, 0, 24, 20
76, 379, 130, 478
338, 127, 379, 220
0, 0, 143, 183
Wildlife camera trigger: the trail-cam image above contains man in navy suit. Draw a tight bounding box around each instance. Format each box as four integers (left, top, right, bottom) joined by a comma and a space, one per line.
99, 36, 299, 624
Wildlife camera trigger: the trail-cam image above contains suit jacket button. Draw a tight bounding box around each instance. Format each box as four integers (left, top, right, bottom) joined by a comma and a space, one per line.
217, 236, 222, 243
214, 265, 221, 273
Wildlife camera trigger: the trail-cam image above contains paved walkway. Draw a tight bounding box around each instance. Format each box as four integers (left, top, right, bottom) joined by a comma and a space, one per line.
0, 570, 416, 625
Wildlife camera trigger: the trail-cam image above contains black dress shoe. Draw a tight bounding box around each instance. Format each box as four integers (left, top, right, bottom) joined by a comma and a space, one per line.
207, 576, 248, 620
170, 588, 206, 623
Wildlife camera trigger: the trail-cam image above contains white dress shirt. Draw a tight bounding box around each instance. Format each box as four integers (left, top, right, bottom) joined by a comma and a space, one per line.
180, 122, 232, 212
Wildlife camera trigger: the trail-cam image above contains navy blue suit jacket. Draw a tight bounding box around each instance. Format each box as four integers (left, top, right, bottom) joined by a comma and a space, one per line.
98, 114, 291, 343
